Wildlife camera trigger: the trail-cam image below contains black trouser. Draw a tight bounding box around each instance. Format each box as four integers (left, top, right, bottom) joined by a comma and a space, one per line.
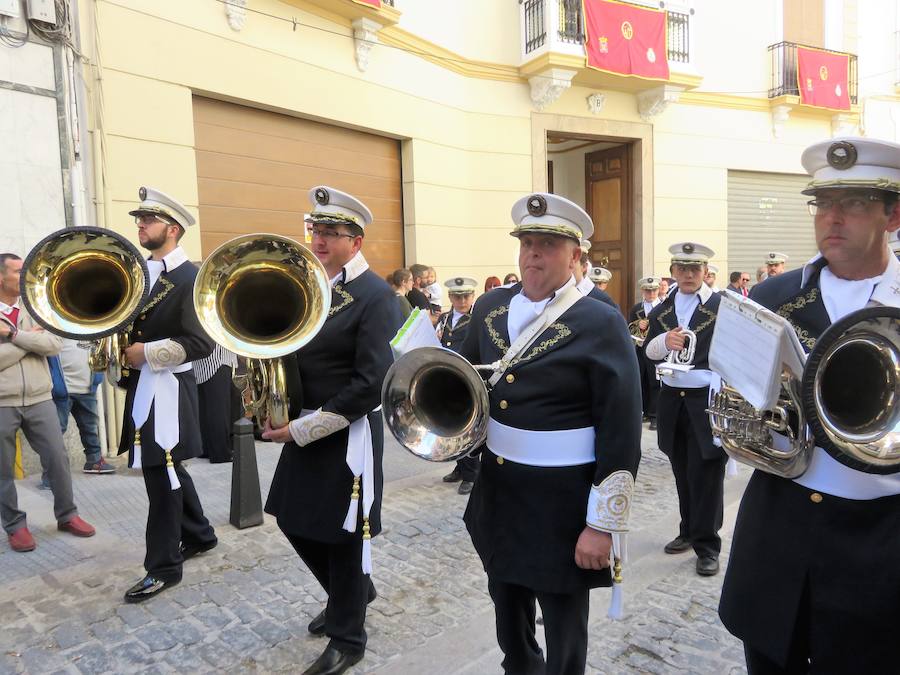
669, 410, 726, 557
456, 454, 480, 482
744, 584, 811, 674
638, 352, 660, 419
142, 463, 216, 580
197, 365, 242, 463
283, 531, 371, 656
488, 578, 589, 675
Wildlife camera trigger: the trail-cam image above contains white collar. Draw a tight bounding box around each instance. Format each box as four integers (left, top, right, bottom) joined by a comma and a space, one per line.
642, 297, 659, 309
802, 248, 900, 305
675, 281, 713, 305
0, 298, 20, 314
515, 276, 576, 311
332, 251, 369, 287
148, 246, 188, 273
576, 276, 595, 296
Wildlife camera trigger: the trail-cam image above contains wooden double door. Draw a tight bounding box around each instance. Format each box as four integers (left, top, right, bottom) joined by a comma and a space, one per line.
584, 145, 633, 313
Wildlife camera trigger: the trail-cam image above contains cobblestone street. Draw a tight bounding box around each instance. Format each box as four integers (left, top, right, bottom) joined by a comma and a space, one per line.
1, 426, 750, 674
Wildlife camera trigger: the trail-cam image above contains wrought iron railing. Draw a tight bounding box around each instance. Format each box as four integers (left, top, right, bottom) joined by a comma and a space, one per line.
523, 0, 546, 54
768, 41, 858, 104
524, 0, 691, 64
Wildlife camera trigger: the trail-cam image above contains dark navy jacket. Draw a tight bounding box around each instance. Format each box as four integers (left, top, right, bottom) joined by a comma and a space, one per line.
436, 310, 471, 353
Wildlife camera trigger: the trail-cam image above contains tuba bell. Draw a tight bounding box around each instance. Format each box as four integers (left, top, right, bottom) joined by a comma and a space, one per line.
627, 317, 649, 347
709, 306, 900, 477
193, 233, 331, 429
382, 346, 493, 462
20, 226, 150, 383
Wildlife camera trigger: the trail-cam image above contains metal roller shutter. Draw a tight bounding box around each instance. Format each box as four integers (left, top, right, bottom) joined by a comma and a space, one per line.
727, 170, 818, 279
193, 97, 403, 277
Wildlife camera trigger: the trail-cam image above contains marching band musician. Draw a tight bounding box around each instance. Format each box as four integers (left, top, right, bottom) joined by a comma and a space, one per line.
262, 186, 399, 675
120, 187, 217, 603
719, 137, 900, 674
628, 277, 661, 430
459, 193, 641, 675
643, 243, 725, 576
764, 251, 788, 277
589, 265, 612, 292
436, 277, 481, 495
575, 241, 616, 307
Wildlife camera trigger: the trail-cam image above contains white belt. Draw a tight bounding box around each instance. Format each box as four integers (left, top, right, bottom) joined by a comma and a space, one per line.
659, 367, 713, 389
793, 447, 900, 500
487, 417, 595, 467
130, 361, 193, 488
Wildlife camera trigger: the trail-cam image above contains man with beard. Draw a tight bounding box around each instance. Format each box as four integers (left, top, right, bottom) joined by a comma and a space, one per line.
644, 243, 725, 576
119, 187, 217, 602
459, 192, 641, 674
262, 186, 399, 675
764, 252, 788, 277
720, 137, 900, 674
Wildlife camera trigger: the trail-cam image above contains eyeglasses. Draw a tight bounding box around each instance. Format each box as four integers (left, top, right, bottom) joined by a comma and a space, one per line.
306, 226, 357, 241
807, 194, 883, 216
740, 277, 750, 283
134, 214, 174, 226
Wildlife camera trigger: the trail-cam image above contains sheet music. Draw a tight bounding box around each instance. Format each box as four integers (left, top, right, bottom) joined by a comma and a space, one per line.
389, 308, 441, 359
710, 290, 804, 410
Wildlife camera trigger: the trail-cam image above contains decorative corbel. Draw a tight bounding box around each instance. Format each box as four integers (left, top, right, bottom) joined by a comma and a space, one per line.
587, 93, 607, 115
352, 17, 383, 72
771, 104, 791, 138
528, 68, 577, 111
224, 0, 247, 31
636, 85, 683, 122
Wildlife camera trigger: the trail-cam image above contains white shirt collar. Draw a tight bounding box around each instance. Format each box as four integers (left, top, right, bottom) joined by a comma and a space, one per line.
508, 276, 576, 343
802, 247, 900, 298
0, 298, 20, 314
576, 276, 595, 296
451, 309, 466, 327
331, 251, 369, 287
642, 297, 659, 313
148, 246, 188, 274
516, 275, 576, 312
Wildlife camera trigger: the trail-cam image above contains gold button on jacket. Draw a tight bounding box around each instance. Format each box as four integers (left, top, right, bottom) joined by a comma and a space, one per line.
810, 492, 823, 503
499, 400, 508, 409
506, 374, 515, 383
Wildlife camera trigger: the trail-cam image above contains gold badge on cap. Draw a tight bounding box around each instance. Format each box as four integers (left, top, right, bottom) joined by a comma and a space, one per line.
683, 243, 694, 254
314, 187, 330, 205
527, 194, 547, 217
826, 141, 857, 170
139, 187, 147, 201
455, 277, 462, 285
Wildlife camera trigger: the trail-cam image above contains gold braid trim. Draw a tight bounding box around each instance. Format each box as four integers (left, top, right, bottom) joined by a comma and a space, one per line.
692, 304, 717, 335
518, 323, 572, 363
328, 283, 354, 317
141, 277, 175, 316
655, 305, 676, 332
484, 305, 510, 353
776, 287, 819, 351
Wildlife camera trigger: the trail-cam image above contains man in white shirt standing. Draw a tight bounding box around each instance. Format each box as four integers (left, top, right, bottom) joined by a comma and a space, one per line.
719, 137, 900, 674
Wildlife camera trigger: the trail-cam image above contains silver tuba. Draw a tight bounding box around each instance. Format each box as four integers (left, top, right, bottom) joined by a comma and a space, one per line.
381, 346, 493, 462
709, 306, 900, 477
20, 226, 149, 383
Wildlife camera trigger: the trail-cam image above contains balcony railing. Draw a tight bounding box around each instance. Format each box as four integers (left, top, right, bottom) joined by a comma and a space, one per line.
523, 0, 692, 66
768, 41, 858, 104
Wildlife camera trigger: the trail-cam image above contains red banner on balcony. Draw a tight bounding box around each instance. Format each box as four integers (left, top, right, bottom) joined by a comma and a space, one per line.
797, 46, 850, 111
352, 0, 381, 8
584, 0, 669, 80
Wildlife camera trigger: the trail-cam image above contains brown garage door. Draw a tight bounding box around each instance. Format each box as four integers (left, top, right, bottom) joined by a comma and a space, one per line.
193, 97, 403, 277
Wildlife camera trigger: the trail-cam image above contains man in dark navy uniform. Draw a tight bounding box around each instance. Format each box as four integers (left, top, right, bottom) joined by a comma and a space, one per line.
644, 242, 724, 576
628, 277, 661, 430
719, 137, 900, 674
460, 192, 642, 675
262, 186, 399, 675
575, 241, 616, 308
119, 187, 217, 603
436, 276, 480, 494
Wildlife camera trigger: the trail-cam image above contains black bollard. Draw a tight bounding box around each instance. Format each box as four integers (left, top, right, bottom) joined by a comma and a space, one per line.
229, 418, 264, 529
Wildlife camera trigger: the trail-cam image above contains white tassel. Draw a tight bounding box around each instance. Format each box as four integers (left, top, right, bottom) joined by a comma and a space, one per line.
361, 517, 372, 574
613, 532, 628, 564
131, 430, 142, 469
342, 476, 361, 532
726, 457, 739, 478
165, 451, 181, 491
608, 582, 624, 620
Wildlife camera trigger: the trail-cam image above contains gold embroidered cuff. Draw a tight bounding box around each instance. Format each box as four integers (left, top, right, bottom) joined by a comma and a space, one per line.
586, 470, 634, 534
144, 339, 187, 371
289, 409, 350, 447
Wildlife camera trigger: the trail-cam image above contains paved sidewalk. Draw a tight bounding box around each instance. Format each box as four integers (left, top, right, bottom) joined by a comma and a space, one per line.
0, 426, 749, 674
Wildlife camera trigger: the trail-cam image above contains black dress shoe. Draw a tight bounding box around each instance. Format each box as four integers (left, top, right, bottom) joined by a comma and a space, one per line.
663, 536, 692, 554
458, 480, 474, 495
181, 538, 218, 561
124, 575, 180, 603
302, 645, 363, 675
308, 584, 378, 636
696, 556, 720, 576
442, 468, 462, 483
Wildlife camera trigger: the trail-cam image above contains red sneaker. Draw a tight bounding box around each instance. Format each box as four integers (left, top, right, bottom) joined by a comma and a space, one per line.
9, 527, 36, 552
57, 516, 96, 538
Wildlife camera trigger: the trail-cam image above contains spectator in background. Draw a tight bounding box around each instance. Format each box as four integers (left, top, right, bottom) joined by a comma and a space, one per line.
407, 264, 431, 311
502, 273, 519, 285
755, 266, 768, 284
484, 276, 501, 292
389, 269, 414, 320
424, 266, 442, 311
704, 264, 720, 292
658, 277, 671, 300
48, 339, 113, 476
764, 252, 788, 277
725, 271, 749, 297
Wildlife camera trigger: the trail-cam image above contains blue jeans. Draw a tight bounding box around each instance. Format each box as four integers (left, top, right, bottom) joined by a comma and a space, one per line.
54, 392, 102, 464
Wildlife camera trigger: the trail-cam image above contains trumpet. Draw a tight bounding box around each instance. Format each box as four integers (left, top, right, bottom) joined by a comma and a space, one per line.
20, 226, 149, 383
655, 328, 696, 378
194, 234, 331, 428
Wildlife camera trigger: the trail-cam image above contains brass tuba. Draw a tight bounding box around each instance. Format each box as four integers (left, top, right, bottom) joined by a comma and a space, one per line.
382, 346, 493, 462
21, 227, 149, 383
193, 234, 331, 428
709, 306, 900, 477
627, 317, 649, 347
